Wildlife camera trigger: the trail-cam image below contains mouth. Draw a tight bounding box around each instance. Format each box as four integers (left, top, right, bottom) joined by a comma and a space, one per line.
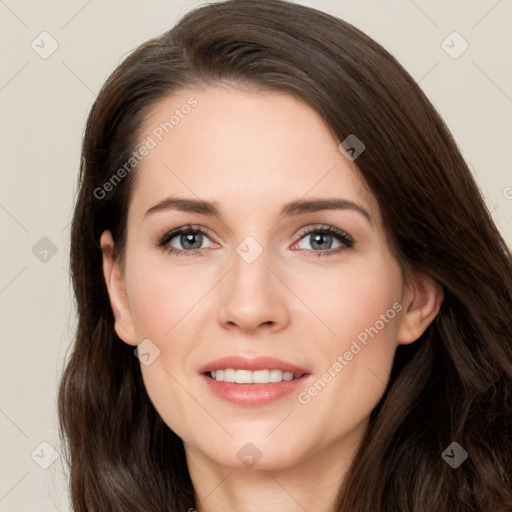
199, 356, 311, 406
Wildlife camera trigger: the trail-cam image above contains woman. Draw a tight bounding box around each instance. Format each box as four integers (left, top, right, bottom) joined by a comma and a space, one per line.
58, 0, 512, 510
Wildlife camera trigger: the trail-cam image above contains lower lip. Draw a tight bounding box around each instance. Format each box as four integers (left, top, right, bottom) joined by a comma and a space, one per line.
201, 373, 309, 407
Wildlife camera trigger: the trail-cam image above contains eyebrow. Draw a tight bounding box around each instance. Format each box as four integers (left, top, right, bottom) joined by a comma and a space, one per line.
144, 196, 373, 226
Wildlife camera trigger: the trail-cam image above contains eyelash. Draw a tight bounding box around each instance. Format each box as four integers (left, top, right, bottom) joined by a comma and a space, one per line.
156, 224, 354, 258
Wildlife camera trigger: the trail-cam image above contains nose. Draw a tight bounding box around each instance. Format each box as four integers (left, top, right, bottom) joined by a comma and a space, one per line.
217, 244, 290, 333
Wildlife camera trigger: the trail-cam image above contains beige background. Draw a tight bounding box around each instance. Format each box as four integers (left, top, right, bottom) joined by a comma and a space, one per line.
0, 0, 511, 510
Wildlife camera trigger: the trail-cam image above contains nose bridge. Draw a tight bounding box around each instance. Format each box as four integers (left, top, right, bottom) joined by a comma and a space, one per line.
230, 233, 275, 301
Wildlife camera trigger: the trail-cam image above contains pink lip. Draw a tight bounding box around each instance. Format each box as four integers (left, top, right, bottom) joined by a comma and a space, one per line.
201, 375, 310, 407
198, 355, 309, 374
198, 356, 311, 407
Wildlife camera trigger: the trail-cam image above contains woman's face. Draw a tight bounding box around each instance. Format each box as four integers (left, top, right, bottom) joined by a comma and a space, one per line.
101, 85, 439, 471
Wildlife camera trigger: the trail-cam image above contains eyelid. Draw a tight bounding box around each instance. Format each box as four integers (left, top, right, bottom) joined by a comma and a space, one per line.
295, 223, 352, 241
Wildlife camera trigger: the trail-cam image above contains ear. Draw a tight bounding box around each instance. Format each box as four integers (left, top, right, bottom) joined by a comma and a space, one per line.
396, 269, 444, 345
100, 230, 137, 346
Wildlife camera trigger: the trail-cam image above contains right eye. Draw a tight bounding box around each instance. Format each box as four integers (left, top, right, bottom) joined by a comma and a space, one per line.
158, 225, 217, 257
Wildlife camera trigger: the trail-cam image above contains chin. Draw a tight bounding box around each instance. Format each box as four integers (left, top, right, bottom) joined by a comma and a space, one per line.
216, 436, 300, 471
192, 436, 306, 471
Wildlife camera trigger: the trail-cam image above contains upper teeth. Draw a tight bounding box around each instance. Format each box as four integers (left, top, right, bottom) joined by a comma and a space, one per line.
209, 369, 302, 383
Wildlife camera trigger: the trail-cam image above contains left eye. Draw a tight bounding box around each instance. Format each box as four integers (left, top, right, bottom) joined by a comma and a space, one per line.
292, 225, 353, 255
296, 231, 342, 251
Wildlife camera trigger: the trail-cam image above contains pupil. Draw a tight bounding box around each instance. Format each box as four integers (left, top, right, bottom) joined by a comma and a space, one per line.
311, 233, 331, 250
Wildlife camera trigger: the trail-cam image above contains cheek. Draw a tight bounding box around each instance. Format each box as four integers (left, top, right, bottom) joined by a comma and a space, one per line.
291, 269, 403, 445
334, 272, 400, 342
125, 252, 215, 340
296, 256, 403, 351
124, 255, 206, 436
296, 256, 403, 407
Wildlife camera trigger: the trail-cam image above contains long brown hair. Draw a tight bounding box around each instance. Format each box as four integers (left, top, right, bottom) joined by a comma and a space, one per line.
58, 1, 512, 510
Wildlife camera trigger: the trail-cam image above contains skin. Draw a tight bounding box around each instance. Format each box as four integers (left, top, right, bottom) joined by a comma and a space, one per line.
101, 85, 443, 512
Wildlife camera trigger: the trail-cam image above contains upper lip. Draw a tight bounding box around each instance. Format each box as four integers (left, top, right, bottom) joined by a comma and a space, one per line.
198, 356, 309, 375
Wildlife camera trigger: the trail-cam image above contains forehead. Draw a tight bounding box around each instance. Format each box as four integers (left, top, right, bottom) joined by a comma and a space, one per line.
128, 85, 378, 224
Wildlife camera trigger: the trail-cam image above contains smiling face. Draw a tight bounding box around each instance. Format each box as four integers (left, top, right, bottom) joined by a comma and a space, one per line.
100, 84, 442, 473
